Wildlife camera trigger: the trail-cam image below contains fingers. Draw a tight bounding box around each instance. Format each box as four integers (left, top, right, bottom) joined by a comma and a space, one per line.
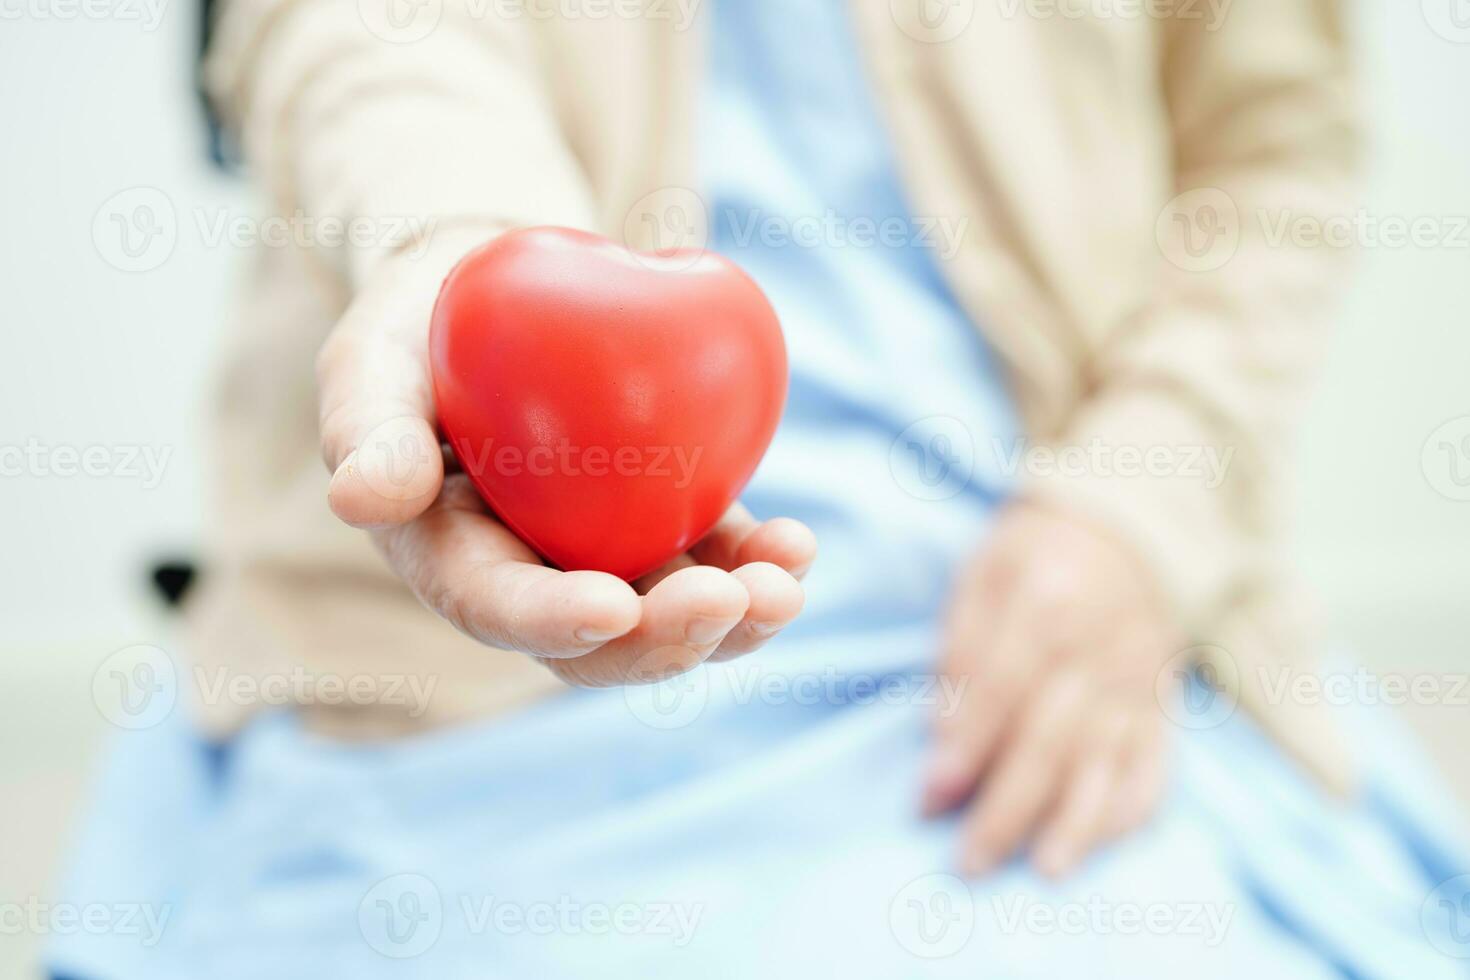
370, 471, 811, 683
957, 670, 1089, 876
1104, 716, 1169, 840
375, 475, 641, 656
634, 506, 814, 663
543, 565, 750, 688
689, 505, 817, 579
633, 508, 817, 594
707, 562, 805, 661
1031, 709, 1132, 878
924, 577, 1042, 816
317, 285, 444, 528
924, 504, 1178, 879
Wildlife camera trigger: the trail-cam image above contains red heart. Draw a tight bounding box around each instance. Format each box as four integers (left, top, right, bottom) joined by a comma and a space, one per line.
429, 227, 788, 581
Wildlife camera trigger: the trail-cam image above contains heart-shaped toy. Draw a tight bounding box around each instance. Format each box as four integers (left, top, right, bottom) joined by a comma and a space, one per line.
429, 227, 788, 581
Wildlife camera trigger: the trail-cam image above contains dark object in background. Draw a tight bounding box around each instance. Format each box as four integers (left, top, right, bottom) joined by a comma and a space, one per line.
150, 560, 197, 608
159, 3, 216, 614
197, 0, 236, 168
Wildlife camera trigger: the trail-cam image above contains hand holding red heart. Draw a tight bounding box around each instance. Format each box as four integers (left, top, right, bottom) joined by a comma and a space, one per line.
430, 227, 791, 581
317, 228, 815, 686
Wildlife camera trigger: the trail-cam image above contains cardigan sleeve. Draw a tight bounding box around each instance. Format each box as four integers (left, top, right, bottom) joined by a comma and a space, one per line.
1026, 0, 1362, 633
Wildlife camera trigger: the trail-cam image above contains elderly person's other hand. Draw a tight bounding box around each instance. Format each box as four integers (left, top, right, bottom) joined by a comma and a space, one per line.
924, 502, 1181, 877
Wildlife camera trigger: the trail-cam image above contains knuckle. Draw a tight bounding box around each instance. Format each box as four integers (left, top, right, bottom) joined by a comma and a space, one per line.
1022, 562, 1086, 610
1089, 709, 1133, 753
425, 578, 476, 641
1014, 732, 1063, 776
431, 562, 511, 649
314, 329, 357, 383
1042, 669, 1091, 711
1015, 705, 1075, 768
317, 399, 357, 452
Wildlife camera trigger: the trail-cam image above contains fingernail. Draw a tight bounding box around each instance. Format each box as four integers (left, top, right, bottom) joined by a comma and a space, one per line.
922, 745, 970, 806
327, 451, 358, 496
576, 626, 625, 644
919, 781, 951, 818
686, 617, 733, 645
748, 621, 783, 637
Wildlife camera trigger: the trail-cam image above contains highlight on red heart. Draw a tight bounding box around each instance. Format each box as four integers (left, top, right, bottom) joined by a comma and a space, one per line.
429, 227, 789, 582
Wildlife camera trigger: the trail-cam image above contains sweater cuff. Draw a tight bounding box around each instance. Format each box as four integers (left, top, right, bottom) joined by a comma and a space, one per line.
1020, 385, 1255, 630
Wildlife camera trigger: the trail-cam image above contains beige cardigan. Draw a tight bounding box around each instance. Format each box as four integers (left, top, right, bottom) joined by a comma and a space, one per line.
197, 0, 1360, 787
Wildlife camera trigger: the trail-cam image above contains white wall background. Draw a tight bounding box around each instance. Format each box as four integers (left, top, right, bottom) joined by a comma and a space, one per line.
1, 1, 1469, 975
1292, 0, 1470, 628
